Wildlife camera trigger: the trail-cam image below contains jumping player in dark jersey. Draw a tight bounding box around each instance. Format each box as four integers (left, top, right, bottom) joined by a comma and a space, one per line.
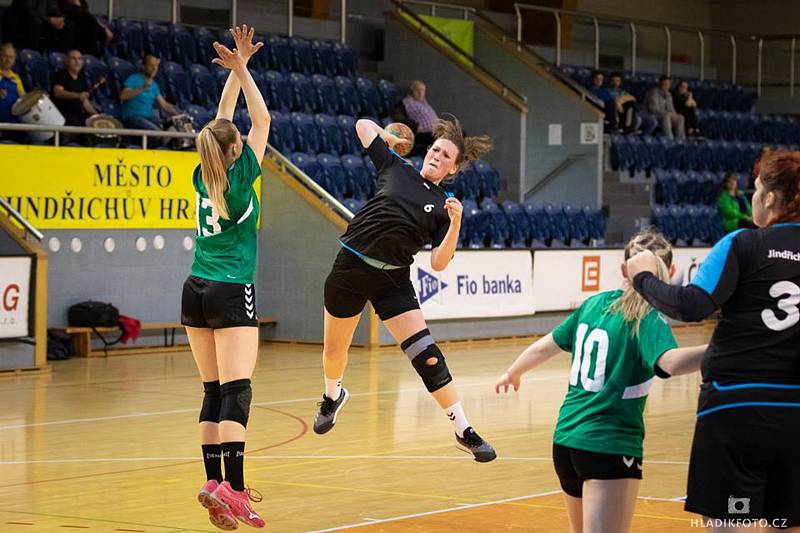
313, 116, 497, 461
180, 26, 269, 530
627, 152, 800, 531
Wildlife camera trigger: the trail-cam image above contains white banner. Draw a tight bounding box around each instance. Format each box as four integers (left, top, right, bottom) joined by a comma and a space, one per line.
0, 256, 32, 338
532, 248, 712, 312
411, 250, 535, 320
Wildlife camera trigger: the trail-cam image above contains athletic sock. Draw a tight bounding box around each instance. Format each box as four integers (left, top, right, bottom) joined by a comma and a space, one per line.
221, 441, 246, 491
324, 376, 342, 400
444, 402, 469, 438
201, 444, 223, 482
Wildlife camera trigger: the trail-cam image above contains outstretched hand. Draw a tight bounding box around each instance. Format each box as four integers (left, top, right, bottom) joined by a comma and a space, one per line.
230, 24, 264, 63
495, 372, 521, 394
211, 42, 246, 72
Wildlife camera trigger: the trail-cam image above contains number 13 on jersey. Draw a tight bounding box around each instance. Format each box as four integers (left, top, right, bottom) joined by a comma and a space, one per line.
196, 193, 221, 236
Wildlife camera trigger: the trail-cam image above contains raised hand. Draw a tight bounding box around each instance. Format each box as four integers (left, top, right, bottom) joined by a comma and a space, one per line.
211, 42, 246, 72
229, 24, 264, 63
444, 197, 463, 225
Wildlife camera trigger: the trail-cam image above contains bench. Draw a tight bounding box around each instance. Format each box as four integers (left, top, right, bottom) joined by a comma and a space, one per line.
55, 318, 277, 358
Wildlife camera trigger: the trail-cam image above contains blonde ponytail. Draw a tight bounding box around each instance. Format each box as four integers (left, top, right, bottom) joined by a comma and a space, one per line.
196, 118, 239, 220
609, 228, 673, 337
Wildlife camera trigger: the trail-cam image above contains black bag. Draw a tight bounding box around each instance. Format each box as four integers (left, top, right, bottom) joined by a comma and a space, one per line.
47, 329, 74, 361
67, 301, 123, 355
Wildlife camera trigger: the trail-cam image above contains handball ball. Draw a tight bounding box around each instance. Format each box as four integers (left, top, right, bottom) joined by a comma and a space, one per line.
385, 122, 415, 156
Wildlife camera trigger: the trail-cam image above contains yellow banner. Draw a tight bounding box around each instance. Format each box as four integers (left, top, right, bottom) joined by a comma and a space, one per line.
2, 145, 201, 229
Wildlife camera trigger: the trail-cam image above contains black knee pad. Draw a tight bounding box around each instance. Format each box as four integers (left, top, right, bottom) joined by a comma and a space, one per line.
219, 378, 252, 428
401, 329, 453, 393
199, 380, 221, 423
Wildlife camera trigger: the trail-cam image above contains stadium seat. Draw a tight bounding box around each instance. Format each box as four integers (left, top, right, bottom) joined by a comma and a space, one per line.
584, 205, 606, 244
81, 54, 110, 102
315, 113, 344, 155
289, 37, 315, 76
291, 152, 326, 189
290, 112, 320, 154
17, 49, 50, 90
171, 25, 198, 66
473, 160, 499, 199
341, 154, 370, 200
48, 51, 65, 72
335, 76, 361, 117
337, 115, 360, 155
116, 20, 146, 61
312, 74, 339, 115
356, 77, 383, 119
333, 42, 357, 77
233, 108, 251, 133
317, 153, 349, 200
289, 73, 316, 114
163, 61, 193, 108
377, 79, 399, 117
502, 201, 531, 248
189, 63, 217, 106
526, 203, 553, 247
268, 35, 292, 73
108, 56, 136, 100
545, 203, 569, 247
563, 203, 589, 247
147, 25, 172, 61
186, 104, 213, 129
267, 112, 294, 156
194, 28, 219, 66
264, 70, 293, 114
311, 40, 337, 78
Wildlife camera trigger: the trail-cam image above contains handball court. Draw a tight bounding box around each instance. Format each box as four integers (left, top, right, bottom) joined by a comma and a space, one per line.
0, 325, 712, 532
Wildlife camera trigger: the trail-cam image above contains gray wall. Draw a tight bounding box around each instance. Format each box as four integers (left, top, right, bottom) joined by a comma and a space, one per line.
382, 16, 526, 201
474, 30, 602, 207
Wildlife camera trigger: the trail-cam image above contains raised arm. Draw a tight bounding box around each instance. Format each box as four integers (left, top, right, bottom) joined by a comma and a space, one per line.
430, 198, 461, 271
355, 118, 402, 150
657, 344, 708, 377
216, 25, 263, 121
495, 333, 563, 393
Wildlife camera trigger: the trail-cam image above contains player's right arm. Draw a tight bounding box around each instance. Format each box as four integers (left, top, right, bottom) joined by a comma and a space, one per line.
656, 344, 708, 377
215, 25, 262, 122
495, 333, 563, 393
355, 119, 402, 150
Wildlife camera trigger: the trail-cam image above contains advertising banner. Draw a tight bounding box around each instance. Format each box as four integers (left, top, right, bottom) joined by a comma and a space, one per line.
0, 256, 32, 338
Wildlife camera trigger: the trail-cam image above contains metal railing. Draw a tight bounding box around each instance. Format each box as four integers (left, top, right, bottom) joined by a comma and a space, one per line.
0, 197, 44, 241
0, 122, 353, 222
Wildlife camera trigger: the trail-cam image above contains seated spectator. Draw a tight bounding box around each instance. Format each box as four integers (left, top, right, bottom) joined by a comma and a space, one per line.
718, 172, 753, 233
645, 75, 685, 140
605, 72, 657, 135
673, 79, 699, 137
58, 0, 113, 57
402, 80, 437, 156
588, 70, 617, 131
1, 0, 72, 51
119, 55, 178, 131
0, 43, 26, 141
52, 49, 98, 142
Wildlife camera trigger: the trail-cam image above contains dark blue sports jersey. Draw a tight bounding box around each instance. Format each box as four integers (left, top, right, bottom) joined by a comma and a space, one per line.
634, 224, 800, 384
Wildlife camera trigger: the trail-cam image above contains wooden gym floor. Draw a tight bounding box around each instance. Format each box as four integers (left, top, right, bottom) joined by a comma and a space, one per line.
0, 325, 713, 532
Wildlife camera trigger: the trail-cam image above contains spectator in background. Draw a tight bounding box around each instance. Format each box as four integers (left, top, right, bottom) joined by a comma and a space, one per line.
0, 43, 25, 140
52, 49, 97, 137
718, 172, 753, 233
0, 0, 72, 51
588, 70, 617, 131
402, 80, 438, 156
58, 0, 113, 57
645, 75, 685, 140
606, 72, 658, 135
119, 55, 178, 131
673, 80, 699, 137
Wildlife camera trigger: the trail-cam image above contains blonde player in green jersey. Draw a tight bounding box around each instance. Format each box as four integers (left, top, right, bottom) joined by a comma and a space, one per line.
179, 25, 270, 530
496, 229, 708, 533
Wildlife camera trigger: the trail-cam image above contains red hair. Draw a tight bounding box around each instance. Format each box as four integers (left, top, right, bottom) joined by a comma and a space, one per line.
759, 151, 800, 223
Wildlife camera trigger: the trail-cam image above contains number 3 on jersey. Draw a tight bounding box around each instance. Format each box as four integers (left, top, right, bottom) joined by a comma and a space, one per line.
196, 193, 221, 236
569, 324, 609, 392
762, 280, 800, 331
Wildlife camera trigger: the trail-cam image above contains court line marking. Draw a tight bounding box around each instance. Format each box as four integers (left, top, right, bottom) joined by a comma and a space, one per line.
306, 490, 563, 532
0, 455, 690, 466
0, 509, 216, 533
0, 374, 701, 431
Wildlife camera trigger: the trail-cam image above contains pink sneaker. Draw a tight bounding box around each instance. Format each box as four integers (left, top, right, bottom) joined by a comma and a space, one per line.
209, 481, 265, 528
198, 480, 238, 531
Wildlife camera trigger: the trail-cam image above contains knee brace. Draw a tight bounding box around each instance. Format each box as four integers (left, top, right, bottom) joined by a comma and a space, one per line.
199, 380, 221, 423
219, 378, 252, 428
401, 329, 452, 393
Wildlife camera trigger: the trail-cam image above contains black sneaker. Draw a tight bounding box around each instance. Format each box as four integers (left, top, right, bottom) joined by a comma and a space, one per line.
455, 427, 496, 462
313, 388, 350, 435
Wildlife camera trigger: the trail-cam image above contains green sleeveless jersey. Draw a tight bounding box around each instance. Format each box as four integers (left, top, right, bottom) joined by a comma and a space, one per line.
191, 144, 262, 284
550, 290, 677, 457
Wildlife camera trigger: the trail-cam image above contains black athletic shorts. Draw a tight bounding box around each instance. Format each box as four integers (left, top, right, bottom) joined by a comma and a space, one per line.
181, 276, 258, 329
552, 442, 643, 498
684, 383, 800, 527
324, 248, 419, 321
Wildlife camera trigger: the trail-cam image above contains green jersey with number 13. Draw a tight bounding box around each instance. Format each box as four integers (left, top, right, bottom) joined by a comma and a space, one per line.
551, 289, 678, 458
191, 144, 261, 284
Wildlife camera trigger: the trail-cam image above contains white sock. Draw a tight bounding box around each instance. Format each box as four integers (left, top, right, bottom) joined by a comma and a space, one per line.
444, 401, 469, 437
324, 377, 342, 400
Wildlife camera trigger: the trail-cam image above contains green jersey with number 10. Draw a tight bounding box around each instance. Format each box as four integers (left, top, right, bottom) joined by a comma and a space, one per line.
551, 290, 678, 458
191, 144, 262, 284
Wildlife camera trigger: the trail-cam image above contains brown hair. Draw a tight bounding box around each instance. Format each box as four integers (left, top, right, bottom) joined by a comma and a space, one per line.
196, 118, 239, 220
610, 228, 673, 337
758, 150, 800, 223
432, 114, 493, 172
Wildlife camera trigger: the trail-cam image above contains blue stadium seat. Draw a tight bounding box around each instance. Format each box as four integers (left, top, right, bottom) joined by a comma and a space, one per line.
337, 115, 360, 155
333, 42, 357, 77
501, 201, 531, 248
100, 99, 121, 119
147, 25, 172, 61
17, 49, 50, 90
268, 35, 292, 73
188, 63, 217, 106
563, 203, 589, 247
362, 155, 377, 197
289, 73, 316, 114
264, 70, 293, 114
688, 205, 711, 245
584, 205, 606, 244
480, 199, 511, 248
233, 108, 251, 133
655, 169, 678, 205
317, 153, 348, 200
315, 113, 344, 155
473, 160, 499, 199
163, 61, 193, 108
117, 20, 146, 61
454, 163, 480, 201
268, 112, 294, 156
194, 29, 218, 66
311, 40, 337, 78
525, 203, 551, 247
291, 152, 326, 189
108, 56, 136, 100
81, 54, 110, 102
335, 76, 361, 117
171, 25, 198, 66
377, 79, 399, 117
186, 104, 213, 129
290, 112, 320, 154
704, 206, 725, 243
48, 51, 65, 72
545, 203, 569, 247
341, 155, 370, 200
312, 74, 339, 115
669, 205, 694, 245
356, 77, 383, 119
651, 204, 677, 242
289, 37, 315, 76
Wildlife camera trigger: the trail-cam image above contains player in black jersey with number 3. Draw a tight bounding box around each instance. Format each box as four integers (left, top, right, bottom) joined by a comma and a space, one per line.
627, 152, 800, 531
313, 115, 497, 461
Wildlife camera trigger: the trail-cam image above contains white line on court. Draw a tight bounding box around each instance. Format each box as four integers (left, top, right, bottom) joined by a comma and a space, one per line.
306, 490, 564, 532
0, 455, 690, 466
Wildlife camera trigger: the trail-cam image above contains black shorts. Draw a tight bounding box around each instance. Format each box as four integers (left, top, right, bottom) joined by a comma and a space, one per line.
180, 276, 258, 329
552, 443, 643, 498
324, 248, 419, 321
684, 384, 800, 527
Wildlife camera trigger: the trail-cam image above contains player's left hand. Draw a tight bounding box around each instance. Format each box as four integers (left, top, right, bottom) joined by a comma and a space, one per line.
230, 24, 264, 63
445, 197, 462, 225
212, 42, 246, 72
626, 249, 659, 281
495, 372, 521, 393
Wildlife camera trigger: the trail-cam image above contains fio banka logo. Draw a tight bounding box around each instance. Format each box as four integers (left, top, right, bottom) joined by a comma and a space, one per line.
418, 268, 448, 304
